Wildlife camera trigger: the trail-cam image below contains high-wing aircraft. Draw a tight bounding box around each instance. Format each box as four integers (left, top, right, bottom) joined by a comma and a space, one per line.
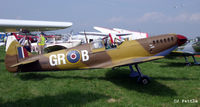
78, 31, 131, 48
43, 36, 82, 53
5, 33, 187, 85
0, 19, 72, 32
78, 26, 148, 46
113, 28, 148, 40
0, 19, 73, 52
172, 37, 200, 65
94, 26, 148, 40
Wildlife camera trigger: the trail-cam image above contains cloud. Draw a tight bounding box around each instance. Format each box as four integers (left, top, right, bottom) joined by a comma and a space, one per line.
190, 13, 200, 21
138, 12, 165, 23
138, 12, 200, 23
108, 17, 123, 23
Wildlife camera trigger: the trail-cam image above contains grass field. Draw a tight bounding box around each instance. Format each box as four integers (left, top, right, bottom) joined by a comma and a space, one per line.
0, 46, 199, 107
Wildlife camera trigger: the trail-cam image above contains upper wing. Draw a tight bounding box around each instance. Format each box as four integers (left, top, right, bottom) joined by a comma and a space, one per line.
94, 26, 118, 34
104, 56, 164, 68
0, 19, 72, 32
79, 32, 108, 36
79, 31, 131, 36
113, 28, 148, 38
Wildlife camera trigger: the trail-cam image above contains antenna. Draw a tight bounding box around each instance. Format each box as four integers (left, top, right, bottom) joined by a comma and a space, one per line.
84, 30, 89, 44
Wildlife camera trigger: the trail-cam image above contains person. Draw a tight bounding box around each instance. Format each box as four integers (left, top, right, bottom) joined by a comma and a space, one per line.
18, 35, 32, 52
37, 34, 46, 54
24, 37, 32, 52
4, 35, 7, 46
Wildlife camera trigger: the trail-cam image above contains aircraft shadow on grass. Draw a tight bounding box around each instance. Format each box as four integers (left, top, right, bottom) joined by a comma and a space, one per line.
17, 68, 184, 97
0, 59, 4, 63
160, 62, 200, 67
0, 91, 109, 107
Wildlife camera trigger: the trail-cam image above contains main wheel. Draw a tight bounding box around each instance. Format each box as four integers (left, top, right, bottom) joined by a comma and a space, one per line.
137, 76, 150, 85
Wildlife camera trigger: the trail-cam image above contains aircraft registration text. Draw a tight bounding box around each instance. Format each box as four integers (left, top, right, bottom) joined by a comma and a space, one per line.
49, 50, 89, 66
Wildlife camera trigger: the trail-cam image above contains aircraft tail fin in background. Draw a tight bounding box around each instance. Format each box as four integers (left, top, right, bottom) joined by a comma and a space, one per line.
5, 35, 17, 52
5, 37, 32, 72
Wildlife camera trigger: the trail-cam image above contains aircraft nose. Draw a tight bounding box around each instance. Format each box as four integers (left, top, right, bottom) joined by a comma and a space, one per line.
177, 34, 187, 46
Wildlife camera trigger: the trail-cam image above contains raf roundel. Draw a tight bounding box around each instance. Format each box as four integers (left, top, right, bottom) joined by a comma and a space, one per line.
67, 50, 80, 63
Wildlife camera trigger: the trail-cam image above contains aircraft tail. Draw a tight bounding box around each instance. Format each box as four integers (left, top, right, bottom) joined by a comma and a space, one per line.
5, 36, 32, 72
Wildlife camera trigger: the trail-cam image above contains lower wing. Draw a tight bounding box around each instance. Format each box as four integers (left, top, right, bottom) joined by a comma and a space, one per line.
104, 56, 164, 68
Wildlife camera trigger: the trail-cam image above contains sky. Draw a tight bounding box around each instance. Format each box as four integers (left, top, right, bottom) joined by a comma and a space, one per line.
0, 0, 200, 38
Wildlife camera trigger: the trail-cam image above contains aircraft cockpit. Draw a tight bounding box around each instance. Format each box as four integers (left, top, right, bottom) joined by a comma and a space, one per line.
91, 38, 124, 52
92, 41, 104, 49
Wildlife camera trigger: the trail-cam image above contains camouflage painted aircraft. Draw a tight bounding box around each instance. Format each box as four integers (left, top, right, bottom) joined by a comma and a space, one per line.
5, 33, 187, 85
173, 37, 200, 65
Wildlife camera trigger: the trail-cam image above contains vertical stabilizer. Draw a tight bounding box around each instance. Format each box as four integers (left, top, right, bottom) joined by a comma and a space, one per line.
5, 36, 32, 72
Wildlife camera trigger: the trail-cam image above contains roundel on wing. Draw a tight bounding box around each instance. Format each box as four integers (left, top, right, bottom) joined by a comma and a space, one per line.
67, 50, 80, 63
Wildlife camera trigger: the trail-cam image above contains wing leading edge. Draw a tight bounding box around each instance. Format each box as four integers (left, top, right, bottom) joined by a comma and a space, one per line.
104, 56, 164, 68
0, 19, 72, 32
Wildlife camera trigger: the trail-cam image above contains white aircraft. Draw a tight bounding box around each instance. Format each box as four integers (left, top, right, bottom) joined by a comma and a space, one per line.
78, 26, 148, 45
94, 26, 148, 40
78, 31, 130, 45
113, 28, 148, 40
42, 35, 82, 53
0, 19, 74, 52
0, 42, 4, 46
73, 33, 107, 44
0, 19, 72, 32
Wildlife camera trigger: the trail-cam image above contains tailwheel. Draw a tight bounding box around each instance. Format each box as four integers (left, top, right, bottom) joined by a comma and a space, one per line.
137, 76, 150, 85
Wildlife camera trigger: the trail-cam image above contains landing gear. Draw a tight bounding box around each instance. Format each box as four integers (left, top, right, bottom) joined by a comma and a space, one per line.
184, 55, 200, 65
192, 55, 200, 65
184, 56, 191, 66
129, 64, 150, 85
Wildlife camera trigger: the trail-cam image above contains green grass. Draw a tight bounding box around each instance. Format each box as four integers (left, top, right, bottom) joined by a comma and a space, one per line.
0, 46, 200, 107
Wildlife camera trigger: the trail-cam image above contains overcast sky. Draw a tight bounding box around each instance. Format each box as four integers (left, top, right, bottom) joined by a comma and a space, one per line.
1, 0, 200, 38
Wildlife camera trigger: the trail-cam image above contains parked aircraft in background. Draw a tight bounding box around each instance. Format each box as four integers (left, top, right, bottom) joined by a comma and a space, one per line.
0, 19, 72, 32
12, 32, 62, 43
0, 19, 73, 52
5, 33, 187, 85
94, 26, 148, 40
0, 32, 6, 41
42, 36, 81, 53
0, 32, 6, 46
172, 37, 200, 65
72, 34, 104, 44
12, 33, 38, 43
113, 28, 148, 40
78, 31, 130, 46
77, 26, 148, 45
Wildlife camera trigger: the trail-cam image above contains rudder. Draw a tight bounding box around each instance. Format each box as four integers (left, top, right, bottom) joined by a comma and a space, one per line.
5, 36, 32, 73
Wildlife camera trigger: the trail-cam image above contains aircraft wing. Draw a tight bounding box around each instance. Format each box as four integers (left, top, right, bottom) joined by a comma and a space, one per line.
172, 41, 200, 55
105, 56, 164, 68
172, 50, 200, 56
113, 28, 148, 38
79, 31, 131, 36
0, 19, 72, 32
94, 26, 119, 34
79, 32, 108, 36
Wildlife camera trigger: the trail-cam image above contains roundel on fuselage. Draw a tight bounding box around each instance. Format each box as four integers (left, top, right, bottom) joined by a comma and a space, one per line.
67, 50, 80, 63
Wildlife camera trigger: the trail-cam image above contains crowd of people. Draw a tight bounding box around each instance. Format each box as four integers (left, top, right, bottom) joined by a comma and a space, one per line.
18, 33, 46, 54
